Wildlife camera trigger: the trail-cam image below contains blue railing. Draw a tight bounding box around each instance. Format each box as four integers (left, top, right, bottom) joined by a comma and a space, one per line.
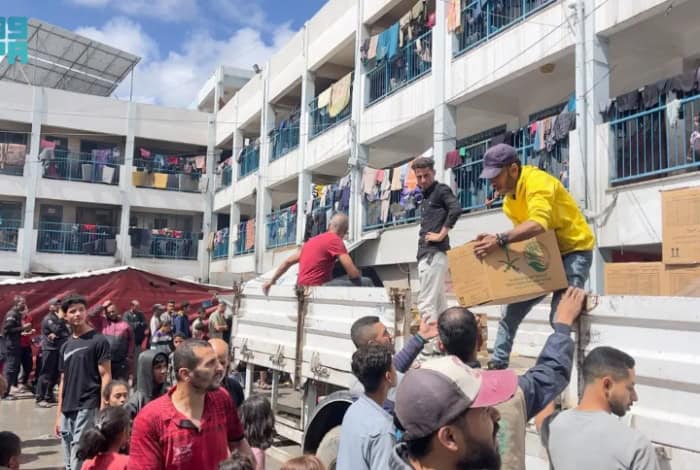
217, 163, 233, 191
367, 30, 432, 106
37, 222, 117, 255
132, 158, 201, 193
266, 209, 297, 249
610, 94, 700, 184
43, 151, 120, 185
455, 0, 556, 57
132, 232, 199, 260
211, 230, 229, 260
270, 124, 300, 161
0, 219, 20, 251
309, 86, 353, 139
238, 145, 260, 180
234, 220, 255, 256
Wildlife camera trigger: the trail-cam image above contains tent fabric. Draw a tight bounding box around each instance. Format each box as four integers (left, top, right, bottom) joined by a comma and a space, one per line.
0, 266, 233, 330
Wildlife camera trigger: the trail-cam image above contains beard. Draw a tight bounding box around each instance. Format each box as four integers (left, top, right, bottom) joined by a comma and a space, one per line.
455, 445, 501, 470
610, 399, 628, 418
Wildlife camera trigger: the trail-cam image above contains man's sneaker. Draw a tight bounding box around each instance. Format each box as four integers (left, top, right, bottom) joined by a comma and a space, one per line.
45, 397, 58, 404
487, 360, 508, 370
2, 395, 17, 401
36, 401, 54, 408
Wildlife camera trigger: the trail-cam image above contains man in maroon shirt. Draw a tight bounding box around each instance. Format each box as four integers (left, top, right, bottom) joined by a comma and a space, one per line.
129, 339, 253, 469
263, 213, 370, 294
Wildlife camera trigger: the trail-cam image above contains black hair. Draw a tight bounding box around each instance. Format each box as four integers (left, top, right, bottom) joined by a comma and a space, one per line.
173, 339, 211, 380
153, 354, 168, 368
351, 343, 392, 394
438, 307, 478, 363
0, 431, 21, 466
197, 306, 206, 314
61, 293, 87, 313
173, 332, 187, 340
350, 315, 380, 348
582, 346, 636, 385
168, 300, 176, 304
102, 379, 129, 403
75, 407, 130, 461
218, 452, 256, 470
239, 394, 275, 450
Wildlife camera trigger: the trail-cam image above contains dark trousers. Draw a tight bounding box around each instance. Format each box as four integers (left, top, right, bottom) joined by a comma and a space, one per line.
18, 346, 33, 386
36, 349, 60, 401
3, 348, 20, 395
111, 361, 129, 381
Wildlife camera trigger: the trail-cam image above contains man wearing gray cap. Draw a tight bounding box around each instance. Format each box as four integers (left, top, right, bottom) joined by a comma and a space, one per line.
473, 143, 594, 370
389, 355, 518, 470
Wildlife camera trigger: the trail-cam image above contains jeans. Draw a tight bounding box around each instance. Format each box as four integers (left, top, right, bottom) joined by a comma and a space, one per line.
61, 408, 98, 470
324, 275, 374, 287
491, 250, 593, 366
36, 349, 60, 401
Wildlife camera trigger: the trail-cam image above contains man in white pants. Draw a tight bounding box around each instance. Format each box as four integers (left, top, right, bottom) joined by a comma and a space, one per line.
413, 157, 461, 344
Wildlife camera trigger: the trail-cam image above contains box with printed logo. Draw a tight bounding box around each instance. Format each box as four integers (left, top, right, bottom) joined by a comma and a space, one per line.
447, 230, 567, 307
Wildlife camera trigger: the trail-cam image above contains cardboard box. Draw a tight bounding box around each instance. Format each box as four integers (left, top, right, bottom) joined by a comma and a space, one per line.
604, 262, 664, 296
663, 264, 700, 297
662, 187, 700, 264
447, 230, 567, 307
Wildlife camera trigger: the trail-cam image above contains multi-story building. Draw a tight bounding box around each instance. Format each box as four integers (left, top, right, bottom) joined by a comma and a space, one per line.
3, 1, 700, 294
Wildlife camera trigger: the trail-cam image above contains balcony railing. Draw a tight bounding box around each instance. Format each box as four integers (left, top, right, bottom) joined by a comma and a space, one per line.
309, 87, 352, 139
132, 159, 201, 193
238, 145, 260, 180
0, 220, 20, 251
211, 230, 229, 260
363, 185, 421, 231
366, 29, 432, 107
217, 163, 233, 192
234, 220, 255, 256
610, 93, 700, 185
37, 222, 117, 255
455, 0, 557, 57
131, 231, 199, 260
266, 208, 297, 249
270, 123, 300, 161
43, 151, 120, 185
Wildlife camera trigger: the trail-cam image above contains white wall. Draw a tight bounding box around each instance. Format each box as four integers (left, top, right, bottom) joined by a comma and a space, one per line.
268, 33, 304, 102
267, 148, 300, 188
307, 1, 356, 70
306, 124, 351, 169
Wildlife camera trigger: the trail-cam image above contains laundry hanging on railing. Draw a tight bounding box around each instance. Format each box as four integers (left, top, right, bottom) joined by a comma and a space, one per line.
0, 143, 26, 168
362, 0, 430, 62
303, 175, 352, 240
329, 72, 353, 118
363, 159, 424, 228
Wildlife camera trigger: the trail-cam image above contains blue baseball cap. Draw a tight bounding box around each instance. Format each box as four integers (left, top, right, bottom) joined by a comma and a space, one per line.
479, 143, 519, 179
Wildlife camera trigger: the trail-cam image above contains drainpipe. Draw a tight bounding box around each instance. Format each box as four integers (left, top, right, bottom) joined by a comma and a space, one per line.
574, 0, 588, 210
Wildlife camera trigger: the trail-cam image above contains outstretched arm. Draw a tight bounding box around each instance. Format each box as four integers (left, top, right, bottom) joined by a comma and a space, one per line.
262, 250, 301, 295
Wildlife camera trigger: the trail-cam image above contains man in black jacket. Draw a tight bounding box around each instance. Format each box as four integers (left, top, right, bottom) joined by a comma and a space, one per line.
124, 299, 148, 384
2, 296, 31, 400
36, 298, 70, 407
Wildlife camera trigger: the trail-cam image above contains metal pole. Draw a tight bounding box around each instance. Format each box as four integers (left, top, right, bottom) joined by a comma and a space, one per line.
574, 0, 589, 209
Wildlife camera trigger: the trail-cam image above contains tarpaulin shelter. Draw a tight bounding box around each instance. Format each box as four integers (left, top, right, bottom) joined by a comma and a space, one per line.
0, 266, 233, 329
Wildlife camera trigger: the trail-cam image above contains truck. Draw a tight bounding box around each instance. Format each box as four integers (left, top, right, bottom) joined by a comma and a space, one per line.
228, 279, 700, 469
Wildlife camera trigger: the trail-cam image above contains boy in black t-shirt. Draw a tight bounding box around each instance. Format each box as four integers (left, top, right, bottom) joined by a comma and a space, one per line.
53, 294, 112, 470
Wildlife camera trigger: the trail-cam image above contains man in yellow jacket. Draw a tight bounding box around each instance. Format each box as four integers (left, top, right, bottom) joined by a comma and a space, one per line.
473, 144, 595, 369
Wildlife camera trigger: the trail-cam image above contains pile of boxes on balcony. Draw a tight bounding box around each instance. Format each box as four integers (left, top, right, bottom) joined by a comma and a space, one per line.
605, 187, 700, 298
132, 148, 205, 192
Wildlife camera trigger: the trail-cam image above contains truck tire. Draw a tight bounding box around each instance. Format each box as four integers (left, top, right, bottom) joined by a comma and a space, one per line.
315, 425, 341, 470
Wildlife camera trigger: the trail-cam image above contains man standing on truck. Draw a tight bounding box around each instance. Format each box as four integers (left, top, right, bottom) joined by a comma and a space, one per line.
413, 157, 461, 325
262, 213, 371, 294
473, 143, 595, 369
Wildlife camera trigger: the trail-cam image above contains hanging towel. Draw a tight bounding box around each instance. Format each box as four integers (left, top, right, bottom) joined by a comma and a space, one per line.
389, 168, 401, 191
318, 87, 332, 108
367, 35, 379, 60
102, 166, 115, 184
362, 167, 379, 195
153, 173, 169, 189
5, 144, 26, 166
404, 165, 418, 191
139, 148, 151, 158
412, 0, 425, 20
445, 150, 461, 169
448, 0, 461, 32
245, 220, 255, 251
195, 155, 206, 169
329, 73, 352, 118
386, 23, 400, 60
41, 139, 56, 150
376, 169, 385, 183
399, 12, 411, 47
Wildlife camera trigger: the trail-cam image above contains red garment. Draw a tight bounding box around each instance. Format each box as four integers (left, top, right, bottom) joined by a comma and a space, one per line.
297, 232, 347, 286
83, 224, 97, 232
129, 386, 244, 470
167, 156, 179, 165
20, 332, 32, 348
140, 148, 152, 158
82, 452, 129, 470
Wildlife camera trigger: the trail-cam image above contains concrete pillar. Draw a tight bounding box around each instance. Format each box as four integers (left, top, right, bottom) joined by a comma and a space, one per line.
297, 28, 315, 244
20, 86, 43, 277
228, 127, 243, 262
255, 67, 275, 273
432, 0, 455, 182
118, 101, 136, 264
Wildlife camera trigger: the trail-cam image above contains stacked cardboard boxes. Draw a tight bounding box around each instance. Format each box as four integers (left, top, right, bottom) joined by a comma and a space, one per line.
604, 187, 700, 297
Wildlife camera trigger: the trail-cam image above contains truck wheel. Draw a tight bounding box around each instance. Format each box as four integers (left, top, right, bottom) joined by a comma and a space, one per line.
315, 425, 341, 470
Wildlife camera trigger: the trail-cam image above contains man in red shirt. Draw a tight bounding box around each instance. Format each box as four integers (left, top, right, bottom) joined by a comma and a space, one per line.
129, 339, 253, 469
262, 213, 370, 294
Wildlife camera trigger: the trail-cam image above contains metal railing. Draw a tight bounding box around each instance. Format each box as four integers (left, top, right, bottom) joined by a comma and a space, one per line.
36, 222, 117, 255
132, 158, 202, 193
366, 29, 432, 106
266, 208, 297, 249
234, 220, 255, 256
0, 220, 20, 251
309, 86, 353, 139
131, 232, 199, 260
610, 93, 700, 185
270, 123, 300, 161
238, 145, 260, 179
211, 230, 229, 260
455, 0, 556, 57
217, 163, 233, 192
43, 151, 120, 185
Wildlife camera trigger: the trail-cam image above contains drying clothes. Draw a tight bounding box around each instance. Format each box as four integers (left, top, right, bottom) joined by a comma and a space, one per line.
427, 12, 436, 28
318, 87, 332, 108
367, 35, 379, 60
362, 167, 379, 195
616, 90, 641, 113
669, 70, 697, 93
328, 73, 352, 118
459, 147, 468, 159
412, 0, 426, 21
153, 173, 168, 189
641, 84, 660, 109
41, 139, 56, 149
102, 166, 115, 184
448, 0, 461, 32
445, 150, 461, 169
399, 12, 412, 47
390, 167, 402, 191
245, 220, 255, 251
553, 111, 575, 142
404, 165, 418, 191
386, 22, 400, 60
529, 122, 537, 136
140, 148, 151, 158
534, 123, 546, 152
667, 98, 682, 130
195, 156, 206, 169
0, 144, 26, 167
